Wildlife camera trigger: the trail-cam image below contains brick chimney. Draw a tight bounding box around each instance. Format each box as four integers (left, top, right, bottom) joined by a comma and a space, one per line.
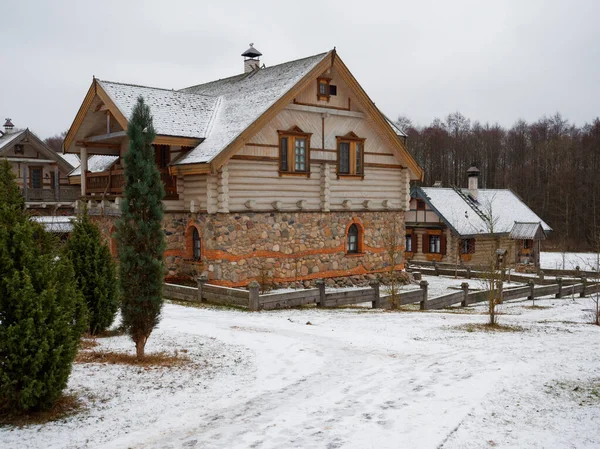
467, 165, 480, 200
3, 118, 14, 134
241, 44, 262, 74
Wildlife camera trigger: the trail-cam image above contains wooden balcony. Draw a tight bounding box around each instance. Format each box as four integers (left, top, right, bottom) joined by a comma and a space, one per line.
85, 168, 178, 198
22, 187, 81, 203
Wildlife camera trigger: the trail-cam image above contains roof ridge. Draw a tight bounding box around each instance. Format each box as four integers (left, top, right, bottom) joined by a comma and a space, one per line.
99, 79, 215, 97
180, 51, 329, 92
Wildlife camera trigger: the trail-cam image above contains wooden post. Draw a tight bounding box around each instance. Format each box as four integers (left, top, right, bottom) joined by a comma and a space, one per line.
419, 280, 429, 310
196, 275, 208, 303
538, 270, 545, 282
555, 277, 563, 298
433, 261, 439, 276
496, 279, 504, 304
22, 165, 28, 201
370, 280, 381, 309
580, 276, 587, 298
316, 279, 326, 307
54, 166, 60, 201
249, 280, 260, 311
80, 147, 88, 197
412, 271, 422, 281
461, 282, 469, 307
466, 266, 471, 279
527, 280, 535, 301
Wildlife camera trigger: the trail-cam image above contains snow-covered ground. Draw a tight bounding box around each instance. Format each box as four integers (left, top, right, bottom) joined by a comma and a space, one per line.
541, 251, 600, 271
2, 293, 600, 449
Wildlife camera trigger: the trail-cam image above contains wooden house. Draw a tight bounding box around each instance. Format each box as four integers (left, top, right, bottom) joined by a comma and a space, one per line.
0, 119, 79, 214
405, 166, 551, 269
62, 46, 423, 286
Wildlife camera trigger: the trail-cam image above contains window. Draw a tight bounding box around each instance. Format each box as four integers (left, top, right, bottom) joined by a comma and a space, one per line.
347, 224, 359, 253
336, 133, 365, 177
406, 234, 412, 252
14, 144, 24, 155
29, 167, 42, 189
429, 235, 441, 253
317, 77, 332, 101
278, 127, 312, 176
192, 228, 201, 260
460, 238, 475, 254
416, 200, 426, 211
154, 145, 170, 169
523, 239, 531, 249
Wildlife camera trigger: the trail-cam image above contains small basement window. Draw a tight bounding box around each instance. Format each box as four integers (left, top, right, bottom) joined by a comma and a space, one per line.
347, 224, 359, 253
406, 234, 412, 252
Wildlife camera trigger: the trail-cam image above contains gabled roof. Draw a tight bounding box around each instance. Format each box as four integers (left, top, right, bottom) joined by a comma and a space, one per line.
510, 222, 547, 240
413, 186, 552, 237
0, 129, 75, 172
64, 50, 423, 179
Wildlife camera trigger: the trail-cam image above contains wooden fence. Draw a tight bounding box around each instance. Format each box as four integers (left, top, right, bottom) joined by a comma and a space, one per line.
163, 276, 600, 312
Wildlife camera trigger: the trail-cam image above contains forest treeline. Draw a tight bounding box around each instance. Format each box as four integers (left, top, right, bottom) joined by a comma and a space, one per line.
397, 112, 600, 251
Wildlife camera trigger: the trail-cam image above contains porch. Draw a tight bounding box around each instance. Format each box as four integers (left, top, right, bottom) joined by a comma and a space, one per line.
84, 168, 178, 199
21, 187, 81, 203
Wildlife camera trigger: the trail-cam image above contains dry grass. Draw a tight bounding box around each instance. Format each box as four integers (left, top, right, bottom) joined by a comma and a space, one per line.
523, 305, 551, 310
0, 394, 83, 427
456, 323, 526, 333
75, 350, 191, 367
80, 338, 100, 350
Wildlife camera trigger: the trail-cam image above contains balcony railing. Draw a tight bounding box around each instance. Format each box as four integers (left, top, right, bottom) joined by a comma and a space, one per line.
21, 187, 80, 202
85, 168, 178, 198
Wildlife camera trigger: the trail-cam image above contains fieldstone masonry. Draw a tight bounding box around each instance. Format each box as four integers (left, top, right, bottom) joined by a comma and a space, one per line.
94, 210, 406, 288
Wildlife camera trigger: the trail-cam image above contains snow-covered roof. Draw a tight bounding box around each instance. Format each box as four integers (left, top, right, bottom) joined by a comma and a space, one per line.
416, 187, 552, 237
31, 216, 75, 233
510, 222, 546, 240
69, 155, 119, 176
58, 153, 80, 168
176, 52, 329, 164
99, 80, 218, 139
0, 129, 26, 151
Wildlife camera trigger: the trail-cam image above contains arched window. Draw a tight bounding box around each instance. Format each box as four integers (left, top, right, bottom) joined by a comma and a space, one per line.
347, 224, 359, 253
192, 227, 201, 260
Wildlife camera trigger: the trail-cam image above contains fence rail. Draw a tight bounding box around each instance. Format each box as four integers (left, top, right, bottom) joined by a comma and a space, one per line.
163, 275, 600, 312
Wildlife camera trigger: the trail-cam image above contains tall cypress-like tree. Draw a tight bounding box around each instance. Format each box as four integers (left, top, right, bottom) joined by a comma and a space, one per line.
116, 97, 165, 359
67, 208, 119, 335
0, 160, 86, 412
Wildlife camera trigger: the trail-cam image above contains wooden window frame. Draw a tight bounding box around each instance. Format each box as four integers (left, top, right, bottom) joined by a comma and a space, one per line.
277, 127, 312, 177
29, 166, 43, 189
405, 234, 412, 253
317, 77, 331, 102
416, 199, 426, 211
345, 219, 365, 256
185, 223, 204, 263
336, 132, 366, 179
460, 238, 475, 254
192, 227, 201, 261
14, 144, 24, 155
523, 239, 531, 249
154, 144, 171, 169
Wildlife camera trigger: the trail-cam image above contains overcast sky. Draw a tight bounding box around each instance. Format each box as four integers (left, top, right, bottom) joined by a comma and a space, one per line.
1, 0, 599, 139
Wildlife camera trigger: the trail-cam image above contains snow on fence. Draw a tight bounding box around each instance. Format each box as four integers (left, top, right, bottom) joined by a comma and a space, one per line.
163, 276, 600, 312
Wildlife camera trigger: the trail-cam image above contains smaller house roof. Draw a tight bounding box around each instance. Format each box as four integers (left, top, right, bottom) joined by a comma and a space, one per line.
414, 187, 552, 237
510, 222, 546, 240
31, 216, 75, 233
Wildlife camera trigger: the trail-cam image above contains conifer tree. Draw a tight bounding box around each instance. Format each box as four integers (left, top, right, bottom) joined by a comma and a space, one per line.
67, 208, 119, 335
0, 160, 86, 412
116, 97, 165, 359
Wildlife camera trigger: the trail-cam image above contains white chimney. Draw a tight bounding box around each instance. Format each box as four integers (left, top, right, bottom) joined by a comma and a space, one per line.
241, 43, 262, 74
467, 166, 480, 200
3, 118, 14, 134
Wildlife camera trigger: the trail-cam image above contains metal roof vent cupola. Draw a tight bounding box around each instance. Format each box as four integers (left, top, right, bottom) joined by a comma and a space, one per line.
467, 165, 480, 201
3, 118, 14, 134
242, 43, 262, 74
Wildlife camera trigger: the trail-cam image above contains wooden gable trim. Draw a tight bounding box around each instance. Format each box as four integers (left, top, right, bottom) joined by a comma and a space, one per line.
207, 51, 334, 173
154, 135, 202, 147
331, 55, 424, 181
169, 163, 211, 176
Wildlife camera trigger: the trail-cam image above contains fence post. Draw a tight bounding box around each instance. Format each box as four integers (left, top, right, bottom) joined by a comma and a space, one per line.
461, 282, 469, 307
412, 271, 422, 281
370, 280, 381, 309
196, 275, 208, 303
580, 276, 587, 298
433, 261, 439, 276
527, 280, 535, 301
538, 270, 545, 282
555, 277, 563, 298
249, 281, 260, 311
466, 266, 471, 279
419, 280, 429, 310
316, 279, 326, 307
496, 279, 504, 304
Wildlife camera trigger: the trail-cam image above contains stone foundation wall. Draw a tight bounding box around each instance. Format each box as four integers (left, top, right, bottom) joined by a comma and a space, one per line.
93, 210, 406, 288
